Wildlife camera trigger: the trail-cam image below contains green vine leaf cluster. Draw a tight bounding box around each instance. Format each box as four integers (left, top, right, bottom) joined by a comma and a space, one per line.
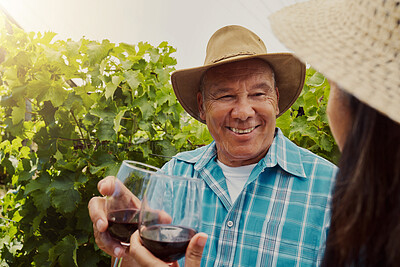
277, 68, 340, 164
0, 15, 210, 266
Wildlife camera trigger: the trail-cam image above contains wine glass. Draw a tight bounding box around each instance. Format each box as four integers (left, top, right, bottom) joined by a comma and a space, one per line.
106, 160, 161, 267
139, 172, 203, 263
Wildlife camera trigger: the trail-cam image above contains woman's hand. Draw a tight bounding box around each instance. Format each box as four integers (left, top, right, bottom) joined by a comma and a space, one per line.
129, 230, 208, 267
88, 176, 139, 259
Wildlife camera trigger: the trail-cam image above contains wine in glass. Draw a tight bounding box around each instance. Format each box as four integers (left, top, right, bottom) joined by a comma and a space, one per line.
106, 160, 161, 266
139, 172, 203, 263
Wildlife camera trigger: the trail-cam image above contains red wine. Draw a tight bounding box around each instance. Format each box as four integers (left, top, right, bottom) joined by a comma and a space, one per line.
107, 208, 139, 244
140, 225, 197, 262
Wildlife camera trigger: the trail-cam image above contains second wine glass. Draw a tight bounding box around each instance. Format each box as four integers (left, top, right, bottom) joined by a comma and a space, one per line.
139, 172, 203, 263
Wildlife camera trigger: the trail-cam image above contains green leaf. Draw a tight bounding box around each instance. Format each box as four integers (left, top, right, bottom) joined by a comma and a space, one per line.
34, 243, 52, 266
1, 158, 15, 176
49, 235, 78, 267
11, 105, 26, 125
37, 31, 57, 45
307, 71, 325, 87
25, 173, 51, 194
137, 42, 152, 55
96, 116, 116, 141
114, 108, 128, 133
86, 39, 113, 64
320, 133, 334, 152
32, 211, 45, 232
124, 69, 142, 90
290, 116, 308, 134
50, 175, 74, 191
148, 47, 160, 63
38, 101, 57, 125
276, 110, 292, 136
43, 83, 69, 107
18, 170, 34, 182
51, 188, 80, 213
134, 95, 155, 120
154, 67, 170, 83
31, 190, 51, 210
105, 75, 123, 99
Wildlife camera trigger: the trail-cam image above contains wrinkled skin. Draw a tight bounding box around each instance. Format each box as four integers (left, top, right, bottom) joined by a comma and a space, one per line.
198, 59, 279, 167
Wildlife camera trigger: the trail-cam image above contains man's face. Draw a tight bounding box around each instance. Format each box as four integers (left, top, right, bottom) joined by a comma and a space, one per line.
198, 59, 279, 167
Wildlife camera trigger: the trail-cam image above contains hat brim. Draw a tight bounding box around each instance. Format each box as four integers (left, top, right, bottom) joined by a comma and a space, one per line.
269, 0, 400, 124
171, 53, 306, 123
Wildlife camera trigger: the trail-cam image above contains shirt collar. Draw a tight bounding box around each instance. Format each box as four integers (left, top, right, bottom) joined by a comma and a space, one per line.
262, 128, 307, 179
174, 128, 307, 179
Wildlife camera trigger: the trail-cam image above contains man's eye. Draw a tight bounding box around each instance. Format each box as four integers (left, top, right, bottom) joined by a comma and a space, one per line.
253, 93, 266, 97
218, 95, 233, 100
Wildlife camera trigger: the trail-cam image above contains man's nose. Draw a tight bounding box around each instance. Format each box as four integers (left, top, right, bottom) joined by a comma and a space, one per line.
231, 98, 255, 120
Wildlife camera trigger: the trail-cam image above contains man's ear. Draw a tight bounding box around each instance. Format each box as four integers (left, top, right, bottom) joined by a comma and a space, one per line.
275, 87, 280, 115
197, 92, 206, 121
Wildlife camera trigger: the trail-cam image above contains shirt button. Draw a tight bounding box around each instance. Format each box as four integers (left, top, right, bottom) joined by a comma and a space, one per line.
227, 220, 234, 227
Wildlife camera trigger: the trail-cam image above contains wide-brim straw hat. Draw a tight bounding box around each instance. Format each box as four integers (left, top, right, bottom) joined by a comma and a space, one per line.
171, 25, 306, 123
269, 0, 400, 124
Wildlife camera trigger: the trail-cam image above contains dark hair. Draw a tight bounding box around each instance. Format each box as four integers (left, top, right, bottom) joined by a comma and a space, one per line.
322, 92, 400, 266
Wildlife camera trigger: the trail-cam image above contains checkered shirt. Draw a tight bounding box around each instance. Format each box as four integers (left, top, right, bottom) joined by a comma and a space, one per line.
162, 128, 337, 267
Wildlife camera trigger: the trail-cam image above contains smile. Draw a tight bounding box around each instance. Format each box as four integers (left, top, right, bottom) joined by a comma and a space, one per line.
229, 127, 256, 134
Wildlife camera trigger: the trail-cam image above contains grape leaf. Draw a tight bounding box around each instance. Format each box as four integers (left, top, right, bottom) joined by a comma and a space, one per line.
49, 235, 78, 267
124, 69, 142, 90
51, 188, 80, 213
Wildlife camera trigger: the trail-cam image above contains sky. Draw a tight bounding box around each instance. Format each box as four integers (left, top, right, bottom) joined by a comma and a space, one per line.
0, 0, 305, 69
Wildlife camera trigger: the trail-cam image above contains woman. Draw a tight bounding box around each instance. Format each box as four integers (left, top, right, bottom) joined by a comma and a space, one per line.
270, 0, 400, 266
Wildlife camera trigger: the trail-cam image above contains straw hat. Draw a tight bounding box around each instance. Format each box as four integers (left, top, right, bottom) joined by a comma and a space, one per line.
171, 25, 306, 123
269, 0, 400, 124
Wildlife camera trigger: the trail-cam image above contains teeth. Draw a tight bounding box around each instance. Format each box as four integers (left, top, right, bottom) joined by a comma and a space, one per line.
230, 127, 255, 134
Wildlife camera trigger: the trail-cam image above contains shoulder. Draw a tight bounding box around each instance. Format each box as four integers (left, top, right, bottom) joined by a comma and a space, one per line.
297, 144, 337, 170
274, 128, 338, 179
288, 141, 338, 197
274, 128, 337, 177
297, 145, 338, 178
161, 143, 215, 177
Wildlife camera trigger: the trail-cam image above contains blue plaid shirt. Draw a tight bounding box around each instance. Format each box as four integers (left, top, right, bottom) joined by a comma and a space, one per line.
162, 128, 337, 266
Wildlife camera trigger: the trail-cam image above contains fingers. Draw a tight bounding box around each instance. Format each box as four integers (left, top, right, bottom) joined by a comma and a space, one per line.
128, 231, 207, 267
88, 196, 108, 232
97, 176, 116, 196
129, 231, 169, 267
88, 195, 126, 258
94, 228, 126, 258
184, 233, 208, 267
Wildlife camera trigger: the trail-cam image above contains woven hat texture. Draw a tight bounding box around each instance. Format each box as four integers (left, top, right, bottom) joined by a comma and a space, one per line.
171, 25, 306, 123
270, 0, 400, 124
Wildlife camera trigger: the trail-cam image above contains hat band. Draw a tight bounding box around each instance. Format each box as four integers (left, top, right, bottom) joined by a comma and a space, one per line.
211, 52, 257, 63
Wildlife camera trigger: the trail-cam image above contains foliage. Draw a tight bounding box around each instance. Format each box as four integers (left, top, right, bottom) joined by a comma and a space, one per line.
277, 68, 340, 164
0, 16, 211, 266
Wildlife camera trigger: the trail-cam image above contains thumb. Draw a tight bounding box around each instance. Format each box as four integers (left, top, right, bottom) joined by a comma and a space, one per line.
184, 233, 208, 267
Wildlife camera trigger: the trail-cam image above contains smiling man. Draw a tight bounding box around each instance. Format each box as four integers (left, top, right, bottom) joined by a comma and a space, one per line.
197, 59, 279, 167
89, 25, 338, 266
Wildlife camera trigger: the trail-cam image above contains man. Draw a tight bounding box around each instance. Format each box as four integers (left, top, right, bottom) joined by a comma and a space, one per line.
89, 25, 337, 266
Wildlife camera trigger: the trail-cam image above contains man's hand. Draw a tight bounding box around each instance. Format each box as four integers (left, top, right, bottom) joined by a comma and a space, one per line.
129, 230, 208, 267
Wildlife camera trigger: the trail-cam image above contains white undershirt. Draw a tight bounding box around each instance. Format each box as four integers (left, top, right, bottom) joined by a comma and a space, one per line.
217, 160, 257, 203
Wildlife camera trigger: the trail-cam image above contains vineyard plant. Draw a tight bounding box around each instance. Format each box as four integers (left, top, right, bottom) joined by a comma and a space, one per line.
0, 16, 338, 266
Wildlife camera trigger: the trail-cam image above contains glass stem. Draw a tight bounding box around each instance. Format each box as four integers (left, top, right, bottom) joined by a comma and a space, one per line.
113, 257, 123, 267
